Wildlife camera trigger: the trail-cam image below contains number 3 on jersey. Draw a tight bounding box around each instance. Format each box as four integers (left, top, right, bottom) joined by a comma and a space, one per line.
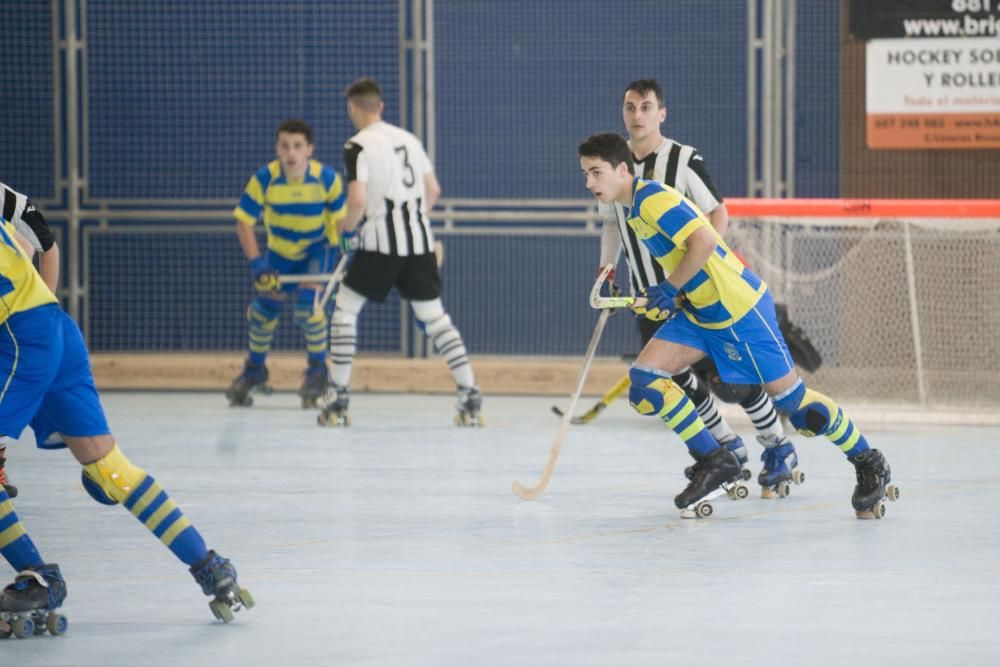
395, 146, 415, 188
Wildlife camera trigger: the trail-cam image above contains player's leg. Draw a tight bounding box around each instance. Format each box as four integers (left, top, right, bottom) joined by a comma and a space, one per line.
35, 310, 252, 619
226, 293, 282, 406
320, 251, 397, 426
0, 437, 15, 498
293, 247, 337, 407
400, 254, 482, 426
631, 327, 744, 510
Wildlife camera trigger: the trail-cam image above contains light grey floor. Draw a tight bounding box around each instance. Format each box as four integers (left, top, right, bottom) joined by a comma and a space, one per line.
2, 390, 998, 666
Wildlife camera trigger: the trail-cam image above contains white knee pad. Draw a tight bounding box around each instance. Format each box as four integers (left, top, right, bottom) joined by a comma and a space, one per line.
334, 284, 366, 318
410, 298, 446, 326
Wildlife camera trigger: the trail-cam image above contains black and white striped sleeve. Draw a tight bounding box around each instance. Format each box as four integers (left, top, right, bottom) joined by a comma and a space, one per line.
1, 183, 55, 251
683, 150, 723, 215
343, 141, 364, 183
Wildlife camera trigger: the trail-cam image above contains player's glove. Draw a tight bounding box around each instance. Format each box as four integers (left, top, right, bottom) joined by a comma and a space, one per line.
632, 281, 681, 322
249, 256, 281, 293
597, 267, 623, 316
339, 230, 358, 254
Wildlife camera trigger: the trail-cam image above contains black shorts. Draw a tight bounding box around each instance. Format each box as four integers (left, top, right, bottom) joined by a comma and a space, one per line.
343, 251, 441, 302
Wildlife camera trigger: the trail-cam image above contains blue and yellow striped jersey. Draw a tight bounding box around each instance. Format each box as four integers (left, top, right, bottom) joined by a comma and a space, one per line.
628, 178, 766, 329
0, 216, 58, 325
234, 159, 346, 261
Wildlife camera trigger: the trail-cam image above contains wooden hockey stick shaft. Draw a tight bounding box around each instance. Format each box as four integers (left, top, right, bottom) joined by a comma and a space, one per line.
511, 308, 611, 500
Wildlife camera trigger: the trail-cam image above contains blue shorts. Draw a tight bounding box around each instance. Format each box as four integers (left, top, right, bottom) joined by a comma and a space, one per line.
0, 304, 110, 448
654, 292, 795, 385
268, 244, 338, 294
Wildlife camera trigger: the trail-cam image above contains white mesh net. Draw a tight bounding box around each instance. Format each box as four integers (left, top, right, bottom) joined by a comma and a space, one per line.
727, 214, 1000, 418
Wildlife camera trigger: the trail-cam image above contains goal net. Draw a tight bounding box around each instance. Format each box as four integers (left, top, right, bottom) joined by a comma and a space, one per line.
724, 199, 1000, 422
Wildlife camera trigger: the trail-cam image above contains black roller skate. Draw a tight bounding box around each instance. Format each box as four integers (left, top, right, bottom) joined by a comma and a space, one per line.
684, 435, 750, 482
757, 436, 805, 499
317, 383, 350, 427
849, 448, 899, 519
189, 550, 254, 623
225, 361, 271, 407
675, 447, 749, 519
455, 386, 484, 427
0, 564, 68, 639
0, 446, 16, 499
298, 360, 328, 409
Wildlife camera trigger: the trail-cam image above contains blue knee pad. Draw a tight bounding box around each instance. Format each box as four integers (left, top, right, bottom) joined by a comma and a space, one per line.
247, 296, 283, 324
81, 470, 119, 505
628, 365, 673, 416
773, 380, 835, 437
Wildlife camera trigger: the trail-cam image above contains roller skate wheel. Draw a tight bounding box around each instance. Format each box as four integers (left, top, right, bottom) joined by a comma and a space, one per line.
733, 484, 750, 500
761, 486, 778, 500
792, 470, 805, 485
696, 502, 713, 518
886, 484, 899, 501
12, 616, 33, 639
679, 508, 697, 519
46, 613, 68, 636
0, 621, 11, 639
776, 480, 791, 498
237, 587, 255, 610
210, 598, 235, 624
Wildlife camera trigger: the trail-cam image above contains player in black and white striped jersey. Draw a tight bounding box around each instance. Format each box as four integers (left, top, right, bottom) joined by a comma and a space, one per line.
319, 78, 482, 427
0, 180, 61, 499
597, 80, 800, 496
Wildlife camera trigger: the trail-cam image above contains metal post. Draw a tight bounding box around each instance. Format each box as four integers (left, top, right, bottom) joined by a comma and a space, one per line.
747, 0, 759, 197
903, 222, 928, 405
64, 0, 83, 322
784, 0, 796, 197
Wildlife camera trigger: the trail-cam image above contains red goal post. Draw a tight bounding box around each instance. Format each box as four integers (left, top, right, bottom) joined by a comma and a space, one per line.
721, 198, 1000, 424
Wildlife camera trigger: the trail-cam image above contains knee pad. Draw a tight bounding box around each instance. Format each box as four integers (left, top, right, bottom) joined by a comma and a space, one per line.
331, 308, 358, 329
711, 380, 757, 405
246, 296, 283, 326
628, 364, 678, 417
411, 299, 447, 331
81, 444, 146, 506
774, 382, 839, 438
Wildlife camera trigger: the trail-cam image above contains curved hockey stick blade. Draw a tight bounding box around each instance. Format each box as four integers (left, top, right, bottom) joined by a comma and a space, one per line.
550, 403, 602, 425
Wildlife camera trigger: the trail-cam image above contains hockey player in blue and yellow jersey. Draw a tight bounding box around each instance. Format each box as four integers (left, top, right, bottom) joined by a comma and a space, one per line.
0, 216, 252, 634
578, 133, 896, 519
228, 118, 346, 408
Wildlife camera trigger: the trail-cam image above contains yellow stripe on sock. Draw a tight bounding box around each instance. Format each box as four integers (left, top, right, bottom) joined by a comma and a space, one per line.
838, 429, 862, 452
128, 481, 162, 518
144, 499, 179, 532
664, 400, 695, 430
678, 421, 706, 442
0, 523, 26, 549
160, 516, 192, 547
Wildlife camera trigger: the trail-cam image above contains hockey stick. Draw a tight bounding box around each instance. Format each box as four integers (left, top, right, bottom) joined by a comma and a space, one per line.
511, 297, 612, 499
551, 372, 630, 425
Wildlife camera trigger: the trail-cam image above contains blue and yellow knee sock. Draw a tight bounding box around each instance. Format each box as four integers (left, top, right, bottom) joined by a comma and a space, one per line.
629, 365, 718, 456
773, 378, 870, 457
294, 290, 328, 365
82, 444, 209, 567
246, 297, 282, 366
0, 488, 44, 571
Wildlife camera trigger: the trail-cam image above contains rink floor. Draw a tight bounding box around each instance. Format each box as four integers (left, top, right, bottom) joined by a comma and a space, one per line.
2, 390, 998, 666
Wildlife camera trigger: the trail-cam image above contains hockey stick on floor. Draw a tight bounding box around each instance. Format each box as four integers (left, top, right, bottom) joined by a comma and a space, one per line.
551, 372, 630, 425
511, 264, 618, 500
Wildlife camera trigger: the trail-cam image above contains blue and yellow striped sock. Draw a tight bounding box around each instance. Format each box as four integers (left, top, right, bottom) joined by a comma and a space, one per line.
629, 365, 718, 456
0, 489, 44, 571
294, 291, 328, 364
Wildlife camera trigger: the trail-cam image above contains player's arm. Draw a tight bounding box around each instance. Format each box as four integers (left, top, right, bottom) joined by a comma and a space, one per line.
233, 173, 266, 262
16, 197, 61, 292
235, 219, 262, 261
341, 141, 367, 235
706, 202, 729, 237
664, 225, 717, 290
685, 150, 728, 236
423, 172, 441, 213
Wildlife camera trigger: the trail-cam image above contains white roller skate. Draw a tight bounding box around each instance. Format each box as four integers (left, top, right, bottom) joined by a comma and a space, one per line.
317, 384, 350, 427
675, 447, 749, 519
757, 435, 805, 499
455, 386, 484, 427
189, 550, 254, 623
0, 564, 68, 639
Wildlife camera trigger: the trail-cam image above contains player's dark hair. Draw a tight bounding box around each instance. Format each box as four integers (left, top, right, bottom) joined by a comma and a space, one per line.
578, 133, 634, 175
624, 79, 665, 108
344, 78, 383, 113
276, 119, 313, 144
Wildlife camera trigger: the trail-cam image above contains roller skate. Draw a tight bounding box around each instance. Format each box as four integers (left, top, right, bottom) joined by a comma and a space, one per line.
225, 361, 271, 407
298, 360, 328, 409
0, 564, 68, 639
757, 436, 805, 499
189, 550, 254, 623
454, 386, 484, 427
317, 383, 350, 427
849, 448, 899, 519
0, 446, 16, 499
675, 447, 749, 519
684, 435, 750, 482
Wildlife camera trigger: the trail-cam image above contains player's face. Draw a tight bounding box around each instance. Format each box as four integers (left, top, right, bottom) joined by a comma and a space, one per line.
580, 156, 628, 204
276, 132, 314, 179
622, 90, 666, 142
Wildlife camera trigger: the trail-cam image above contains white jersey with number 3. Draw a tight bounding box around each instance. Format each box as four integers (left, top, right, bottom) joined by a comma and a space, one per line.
344, 121, 435, 257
